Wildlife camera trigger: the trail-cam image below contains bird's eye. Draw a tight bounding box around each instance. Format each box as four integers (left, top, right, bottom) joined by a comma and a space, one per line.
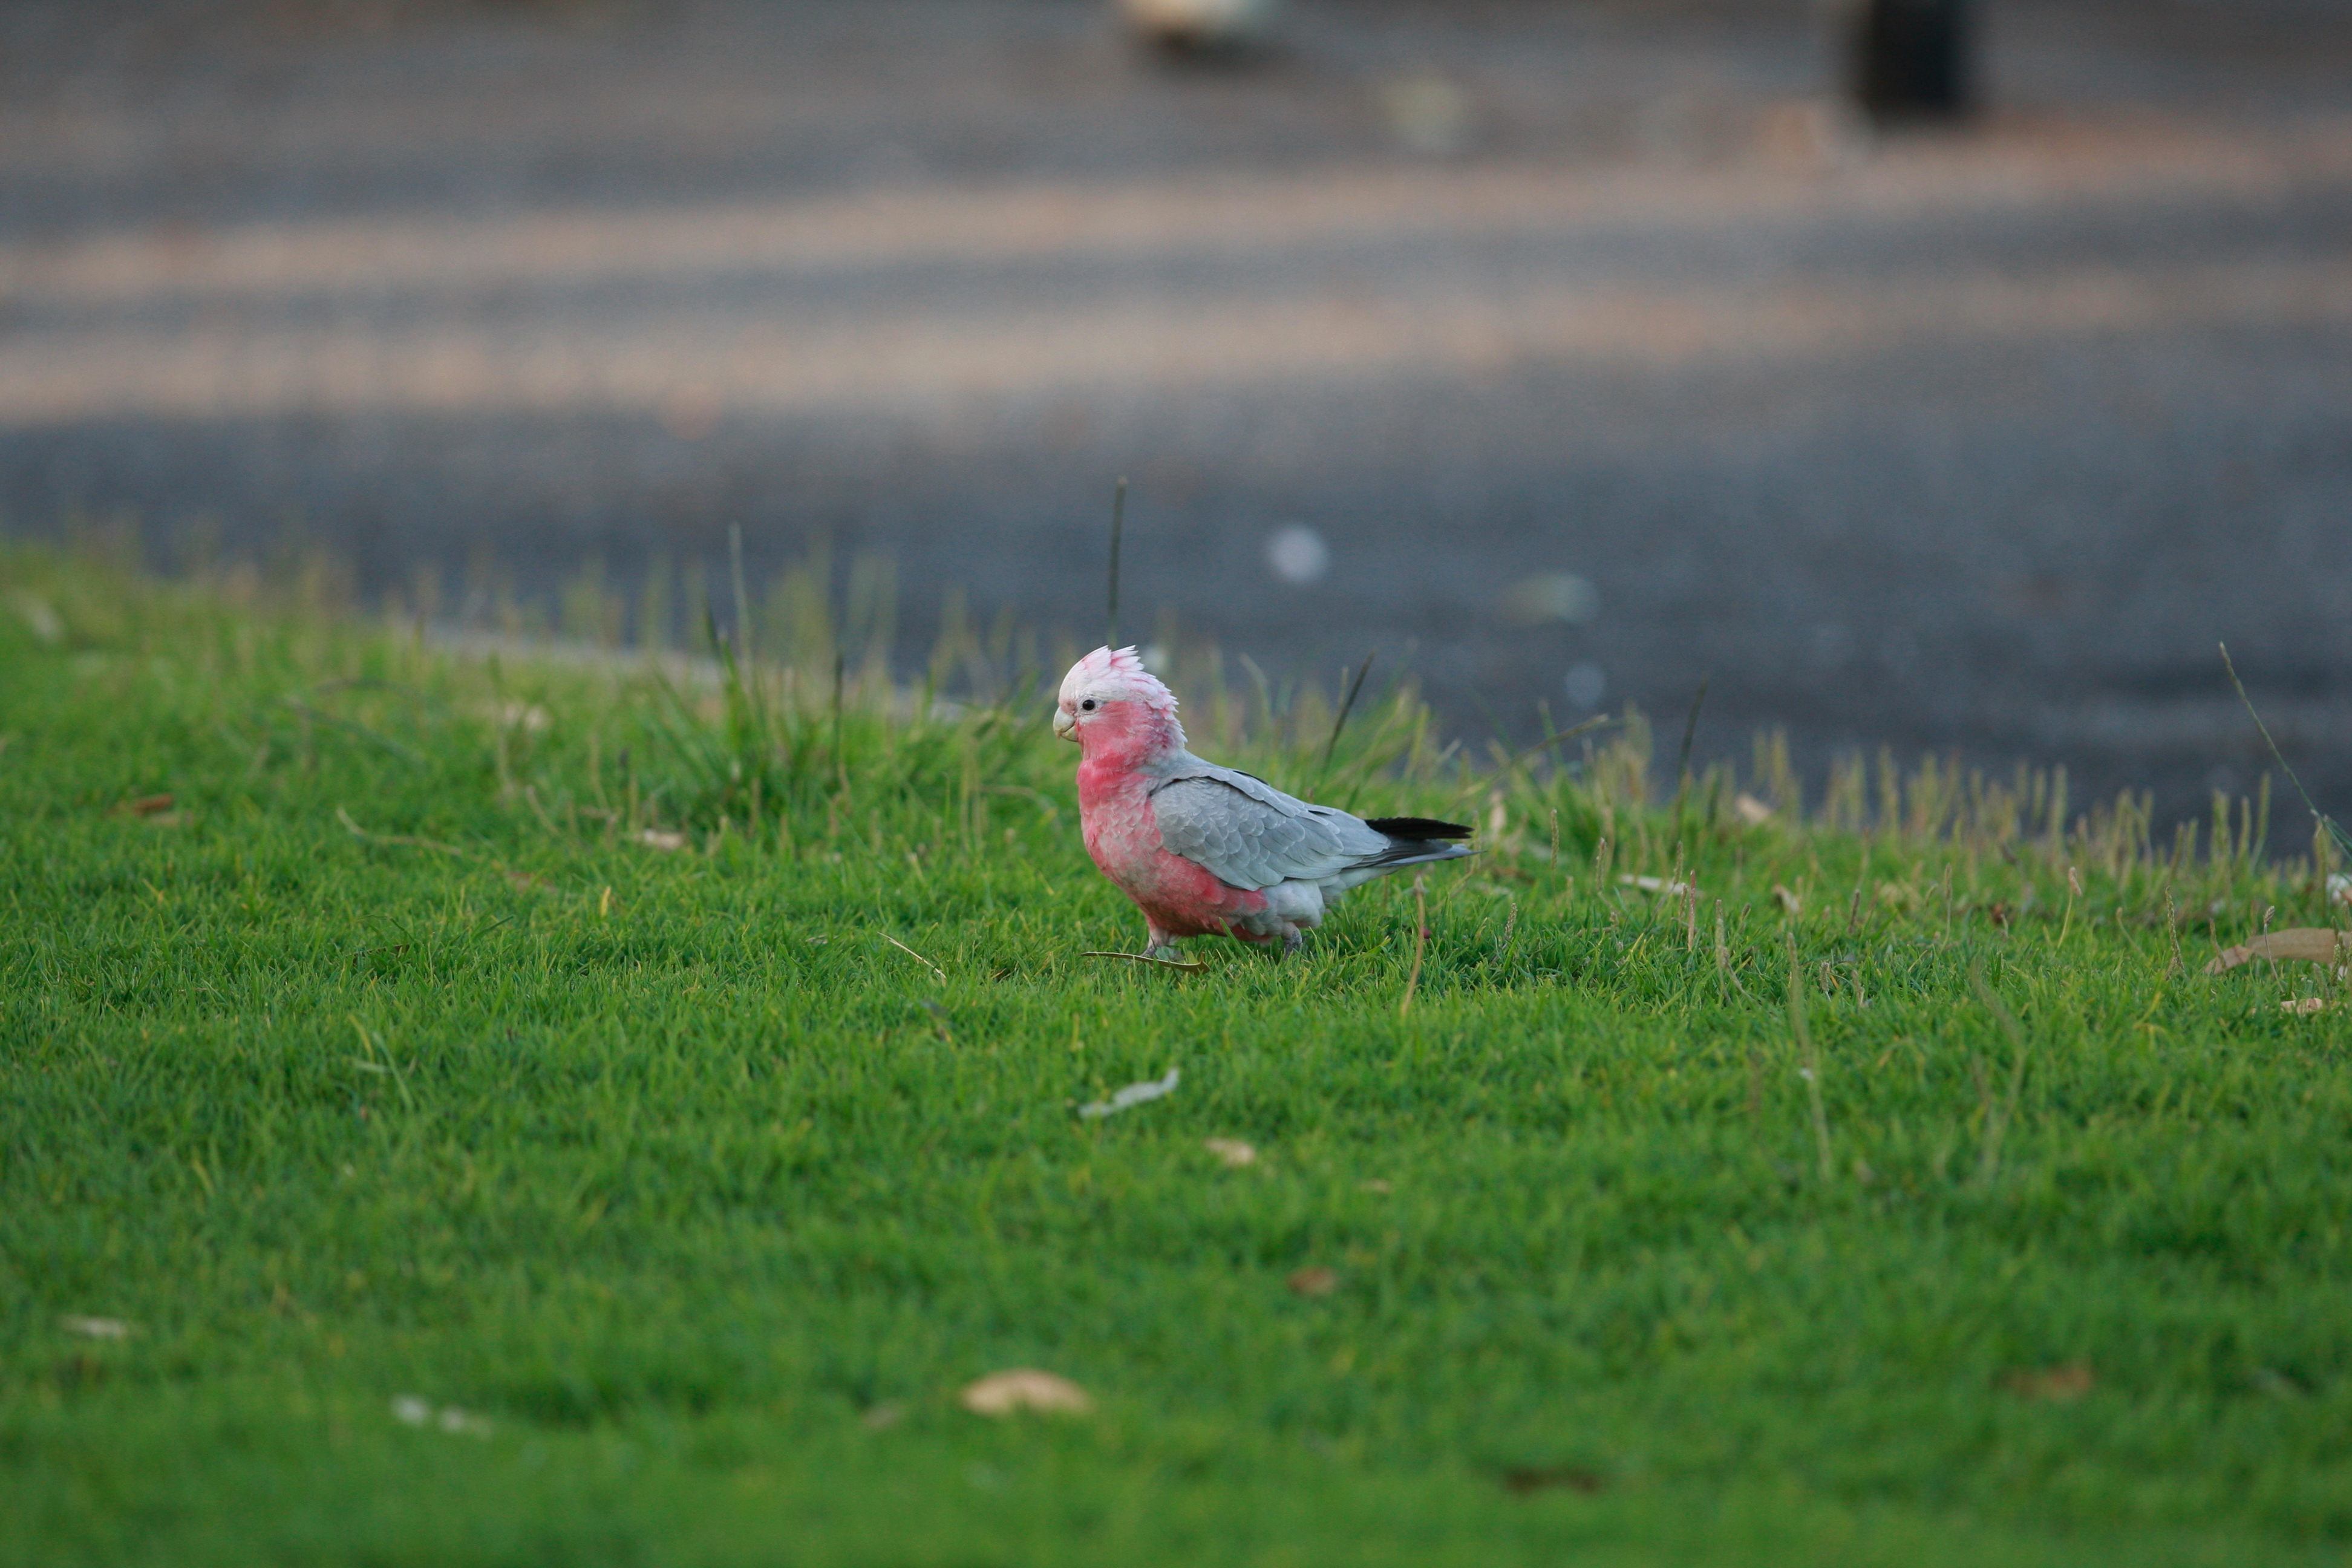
1080, 699, 1097, 711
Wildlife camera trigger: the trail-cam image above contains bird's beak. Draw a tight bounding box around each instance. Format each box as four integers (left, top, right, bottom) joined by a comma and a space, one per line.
1052, 707, 1076, 741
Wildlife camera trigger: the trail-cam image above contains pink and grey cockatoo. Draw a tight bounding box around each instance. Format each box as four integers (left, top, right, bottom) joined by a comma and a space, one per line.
1054, 646, 1472, 958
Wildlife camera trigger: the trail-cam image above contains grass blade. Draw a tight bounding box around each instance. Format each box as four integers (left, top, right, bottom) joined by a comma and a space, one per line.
2220, 641, 2352, 859
1106, 476, 1126, 650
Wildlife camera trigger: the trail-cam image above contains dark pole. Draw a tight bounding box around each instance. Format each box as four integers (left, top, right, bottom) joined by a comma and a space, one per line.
1847, 0, 1975, 129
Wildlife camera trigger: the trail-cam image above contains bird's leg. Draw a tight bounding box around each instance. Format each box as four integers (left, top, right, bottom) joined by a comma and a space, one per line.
1142, 921, 1183, 962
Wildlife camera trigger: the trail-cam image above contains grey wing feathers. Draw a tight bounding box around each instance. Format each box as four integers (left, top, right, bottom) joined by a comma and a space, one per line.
1150, 769, 1390, 890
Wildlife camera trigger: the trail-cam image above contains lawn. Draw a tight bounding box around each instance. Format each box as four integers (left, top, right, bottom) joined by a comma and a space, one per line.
4, 540, 2348, 1566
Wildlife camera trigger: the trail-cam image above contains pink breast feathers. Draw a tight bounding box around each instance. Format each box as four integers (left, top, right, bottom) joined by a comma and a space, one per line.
1080, 775, 1272, 943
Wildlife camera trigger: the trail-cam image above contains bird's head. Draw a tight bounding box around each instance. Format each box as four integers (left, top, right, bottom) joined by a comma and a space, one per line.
1054, 645, 1184, 753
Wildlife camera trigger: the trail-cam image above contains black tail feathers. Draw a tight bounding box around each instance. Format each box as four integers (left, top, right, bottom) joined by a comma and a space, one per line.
1364, 816, 1474, 841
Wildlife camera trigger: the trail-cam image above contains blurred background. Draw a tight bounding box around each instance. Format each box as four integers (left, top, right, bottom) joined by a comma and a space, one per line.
4, 0, 2349, 841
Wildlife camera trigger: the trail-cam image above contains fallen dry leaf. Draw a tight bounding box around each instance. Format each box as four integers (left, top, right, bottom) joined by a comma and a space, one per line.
1079, 1068, 1179, 1119
60, 1315, 132, 1339
505, 871, 552, 894
1619, 874, 1695, 897
859, 1400, 906, 1431
1999, 1362, 2094, 1402
112, 794, 174, 817
958, 1369, 1093, 1417
1203, 1138, 1258, 1168
1733, 793, 1774, 826
392, 1394, 492, 1436
637, 828, 688, 852
1361, 1178, 1394, 1194
2206, 929, 2347, 975
1287, 1267, 1340, 1297
2281, 998, 2329, 1015
1771, 884, 1801, 916
1502, 1465, 1607, 1496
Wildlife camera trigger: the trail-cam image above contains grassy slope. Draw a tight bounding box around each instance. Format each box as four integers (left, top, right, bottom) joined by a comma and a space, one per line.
3, 544, 2349, 1567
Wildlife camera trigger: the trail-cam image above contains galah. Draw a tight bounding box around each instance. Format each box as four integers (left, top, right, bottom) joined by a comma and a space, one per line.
1054, 646, 1472, 958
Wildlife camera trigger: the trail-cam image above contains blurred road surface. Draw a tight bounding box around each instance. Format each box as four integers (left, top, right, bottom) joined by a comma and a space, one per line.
4, 0, 2350, 838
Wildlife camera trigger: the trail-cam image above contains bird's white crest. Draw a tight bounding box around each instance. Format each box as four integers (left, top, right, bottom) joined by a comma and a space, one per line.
1060, 646, 1180, 716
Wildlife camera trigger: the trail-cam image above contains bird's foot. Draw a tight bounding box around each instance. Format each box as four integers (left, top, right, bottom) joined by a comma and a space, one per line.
1279, 926, 1305, 959
1142, 939, 1184, 962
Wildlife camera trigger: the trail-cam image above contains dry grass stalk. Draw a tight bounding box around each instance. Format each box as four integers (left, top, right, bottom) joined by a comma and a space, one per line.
1786, 936, 1833, 1183
1399, 873, 1429, 1018
1082, 950, 1207, 974
881, 931, 947, 982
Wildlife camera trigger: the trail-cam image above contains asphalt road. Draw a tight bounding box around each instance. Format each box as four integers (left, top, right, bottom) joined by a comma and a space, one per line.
5, 0, 2350, 845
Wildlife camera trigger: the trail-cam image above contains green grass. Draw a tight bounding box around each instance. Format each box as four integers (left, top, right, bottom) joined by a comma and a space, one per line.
4, 540, 2350, 1566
